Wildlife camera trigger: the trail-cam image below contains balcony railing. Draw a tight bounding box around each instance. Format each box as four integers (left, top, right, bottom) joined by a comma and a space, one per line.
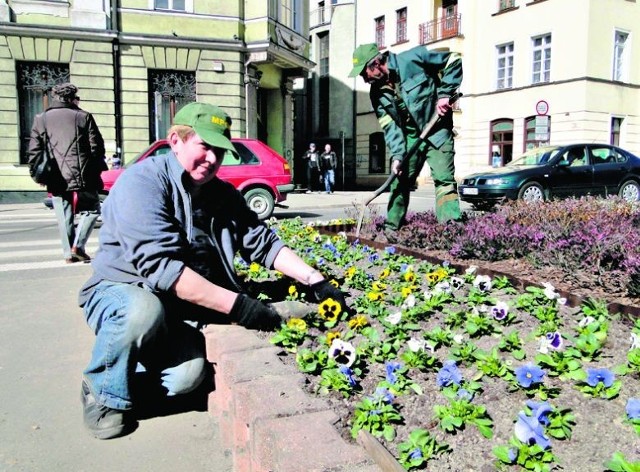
310, 6, 333, 29
419, 14, 462, 44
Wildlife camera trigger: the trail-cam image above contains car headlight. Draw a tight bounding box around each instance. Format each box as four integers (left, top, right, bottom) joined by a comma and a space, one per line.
485, 178, 509, 185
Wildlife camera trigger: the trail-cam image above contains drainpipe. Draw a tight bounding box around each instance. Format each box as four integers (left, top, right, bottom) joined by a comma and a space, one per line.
351, 0, 358, 189
111, 0, 123, 162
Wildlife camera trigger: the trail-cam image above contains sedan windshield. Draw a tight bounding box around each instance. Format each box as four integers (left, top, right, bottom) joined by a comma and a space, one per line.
507, 146, 560, 167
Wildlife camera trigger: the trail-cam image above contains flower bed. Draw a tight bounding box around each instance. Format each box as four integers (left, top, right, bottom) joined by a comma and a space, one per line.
236, 204, 640, 471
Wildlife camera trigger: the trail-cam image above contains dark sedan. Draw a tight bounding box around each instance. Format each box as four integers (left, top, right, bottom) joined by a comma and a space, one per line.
458, 143, 640, 210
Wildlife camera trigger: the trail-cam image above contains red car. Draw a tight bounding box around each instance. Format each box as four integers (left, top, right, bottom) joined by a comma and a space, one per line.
48, 138, 294, 220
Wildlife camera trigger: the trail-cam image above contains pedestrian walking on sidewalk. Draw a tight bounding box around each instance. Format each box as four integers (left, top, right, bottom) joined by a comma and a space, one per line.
27, 83, 107, 263
78, 102, 351, 440
348, 43, 463, 243
319, 143, 337, 194
302, 142, 320, 193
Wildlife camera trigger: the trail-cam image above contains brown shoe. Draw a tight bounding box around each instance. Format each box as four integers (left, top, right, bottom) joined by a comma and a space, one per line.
65, 255, 80, 264
71, 246, 91, 262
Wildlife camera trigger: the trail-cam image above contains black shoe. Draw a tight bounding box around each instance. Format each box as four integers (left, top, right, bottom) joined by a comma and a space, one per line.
384, 228, 399, 244
81, 379, 137, 439
71, 246, 91, 262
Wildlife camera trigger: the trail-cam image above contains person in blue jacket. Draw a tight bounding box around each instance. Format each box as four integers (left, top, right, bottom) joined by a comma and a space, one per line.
78, 102, 349, 440
348, 43, 463, 242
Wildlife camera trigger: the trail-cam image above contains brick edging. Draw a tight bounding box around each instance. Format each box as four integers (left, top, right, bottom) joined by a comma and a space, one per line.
204, 324, 382, 472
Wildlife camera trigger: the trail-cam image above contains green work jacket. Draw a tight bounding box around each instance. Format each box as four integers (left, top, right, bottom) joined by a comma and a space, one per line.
369, 45, 462, 162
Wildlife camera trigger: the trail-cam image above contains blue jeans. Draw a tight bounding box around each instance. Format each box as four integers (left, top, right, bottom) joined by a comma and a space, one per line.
82, 281, 207, 410
52, 191, 100, 259
322, 169, 335, 193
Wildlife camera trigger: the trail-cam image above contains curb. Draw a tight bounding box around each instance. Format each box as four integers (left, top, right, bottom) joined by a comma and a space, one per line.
204, 324, 381, 472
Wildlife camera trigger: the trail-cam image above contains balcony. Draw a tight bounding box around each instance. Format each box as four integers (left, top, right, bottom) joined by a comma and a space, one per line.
499, 0, 516, 10
310, 6, 333, 29
419, 14, 462, 44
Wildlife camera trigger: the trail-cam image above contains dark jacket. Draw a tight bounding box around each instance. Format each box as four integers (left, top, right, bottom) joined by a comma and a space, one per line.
27, 101, 106, 194
370, 45, 462, 162
302, 149, 319, 169
319, 151, 337, 172
79, 152, 284, 306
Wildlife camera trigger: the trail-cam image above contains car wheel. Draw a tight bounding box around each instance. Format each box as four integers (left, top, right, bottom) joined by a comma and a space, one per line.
244, 188, 275, 220
618, 180, 640, 202
517, 182, 545, 203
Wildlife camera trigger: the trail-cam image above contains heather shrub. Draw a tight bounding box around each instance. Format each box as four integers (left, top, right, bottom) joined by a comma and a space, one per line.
380, 196, 640, 297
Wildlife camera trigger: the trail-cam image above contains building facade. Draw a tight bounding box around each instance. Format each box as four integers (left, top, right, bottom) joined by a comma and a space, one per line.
305, 0, 640, 187
0, 0, 312, 196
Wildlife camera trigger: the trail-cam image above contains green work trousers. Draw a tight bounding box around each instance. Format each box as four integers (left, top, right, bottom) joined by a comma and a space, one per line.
385, 132, 461, 230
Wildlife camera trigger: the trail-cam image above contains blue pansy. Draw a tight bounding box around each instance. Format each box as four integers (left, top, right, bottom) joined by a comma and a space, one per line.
625, 398, 640, 420
515, 363, 546, 388
586, 367, 615, 388
408, 448, 423, 460
338, 365, 357, 387
385, 246, 396, 254
368, 253, 379, 263
436, 360, 463, 388
526, 400, 554, 426
371, 386, 394, 404
385, 361, 403, 385
514, 412, 551, 450
457, 388, 474, 401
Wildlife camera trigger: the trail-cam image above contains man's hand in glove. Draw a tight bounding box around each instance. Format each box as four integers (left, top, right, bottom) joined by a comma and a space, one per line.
230, 293, 282, 331
310, 279, 351, 314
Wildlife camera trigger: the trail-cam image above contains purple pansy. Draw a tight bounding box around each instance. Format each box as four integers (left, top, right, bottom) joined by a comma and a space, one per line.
385, 361, 403, 385
491, 301, 509, 321
514, 412, 551, 450
585, 367, 615, 388
546, 331, 563, 350
515, 363, 546, 388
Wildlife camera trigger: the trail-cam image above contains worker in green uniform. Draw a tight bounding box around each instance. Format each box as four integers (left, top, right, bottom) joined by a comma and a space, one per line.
348, 43, 463, 243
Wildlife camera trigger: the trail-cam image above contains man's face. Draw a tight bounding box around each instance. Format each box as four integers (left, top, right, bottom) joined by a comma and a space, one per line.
360, 59, 387, 84
170, 132, 225, 186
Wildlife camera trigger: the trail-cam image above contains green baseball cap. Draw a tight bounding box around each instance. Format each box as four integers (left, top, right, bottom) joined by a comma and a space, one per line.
348, 43, 380, 78
173, 102, 237, 156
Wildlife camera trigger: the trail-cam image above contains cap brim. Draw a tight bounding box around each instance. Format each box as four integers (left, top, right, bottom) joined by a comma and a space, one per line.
194, 125, 239, 160
348, 63, 366, 78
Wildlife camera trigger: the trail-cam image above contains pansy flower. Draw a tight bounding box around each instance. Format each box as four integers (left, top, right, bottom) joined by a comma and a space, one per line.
465, 266, 477, 276
538, 331, 563, 354
490, 301, 509, 321
526, 400, 554, 426
338, 365, 357, 387
328, 339, 356, 367
347, 315, 368, 330
318, 298, 341, 322
578, 316, 596, 328
514, 412, 551, 450
407, 337, 431, 353
379, 268, 391, 279
326, 331, 341, 346
286, 318, 307, 332
385, 311, 402, 325
473, 274, 492, 292
631, 333, 639, 350
436, 360, 463, 388
371, 386, 394, 404
515, 363, 546, 388
401, 294, 416, 309
626, 398, 640, 420
385, 361, 403, 384
450, 276, 465, 290
433, 281, 452, 294
585, 367, 615, 388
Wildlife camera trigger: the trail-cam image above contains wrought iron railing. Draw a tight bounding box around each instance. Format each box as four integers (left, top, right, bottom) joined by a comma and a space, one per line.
418, 14, 462, 44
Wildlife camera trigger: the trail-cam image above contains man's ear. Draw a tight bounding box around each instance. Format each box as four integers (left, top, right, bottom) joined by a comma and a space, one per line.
167, 131, 183, 151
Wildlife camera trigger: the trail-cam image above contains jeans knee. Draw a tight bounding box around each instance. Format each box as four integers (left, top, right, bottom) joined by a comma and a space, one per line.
162, 357, 207, 396
125, 290, 166, 340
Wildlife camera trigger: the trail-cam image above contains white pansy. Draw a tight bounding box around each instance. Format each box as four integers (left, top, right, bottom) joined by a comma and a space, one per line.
328, 339, 356, 367
450, 276, 465, 290
465, 266, 478, 275
453, 334, 465, 344
407, 337, 428, 352
473, 274, 492, 291
385, 311, 402, 325
434, 281, 452, 294
631, 333, 640, 350
578, 316, 596, 328
402, 294, 416, 309
538, 337, 550, 354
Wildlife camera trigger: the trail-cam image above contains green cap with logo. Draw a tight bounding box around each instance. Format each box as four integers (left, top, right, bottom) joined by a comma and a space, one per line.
348, 43, 380, 78
173, 102, 236, 156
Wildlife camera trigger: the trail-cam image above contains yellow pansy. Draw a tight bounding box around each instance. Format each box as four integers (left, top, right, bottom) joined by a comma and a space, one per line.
347, 315, 369, 330
326, 331, 342, 345
287, 318, 307, 332
318, 298, 341, 322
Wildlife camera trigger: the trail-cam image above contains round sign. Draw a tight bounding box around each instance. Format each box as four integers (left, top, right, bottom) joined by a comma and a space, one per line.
536, 100, 549, 115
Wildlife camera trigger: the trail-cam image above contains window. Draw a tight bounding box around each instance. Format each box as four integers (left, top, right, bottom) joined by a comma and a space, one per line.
17, 61, 70, 164
613, 30, 629, 81
496, 43, 514, 89
524, 115, 550, 150
278, 0, 303, 33
148, 70, 196, 142
369, 132, 386, 174
490, 119, 513, 165
318, 33, 329, 77
499, 0, 516, 10
610, 117, 623, 146
531, 34, 551, 84
375, 16, 385, 49
591, 145, 624, 165
154, 0, 185, 10
396, 8, 407, 43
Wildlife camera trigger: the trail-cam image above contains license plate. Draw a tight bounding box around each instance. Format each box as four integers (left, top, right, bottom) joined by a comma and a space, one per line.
462, 188, 479, 195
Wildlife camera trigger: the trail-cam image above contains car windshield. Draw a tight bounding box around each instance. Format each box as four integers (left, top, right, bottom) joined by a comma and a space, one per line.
506, 146, 561, 166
